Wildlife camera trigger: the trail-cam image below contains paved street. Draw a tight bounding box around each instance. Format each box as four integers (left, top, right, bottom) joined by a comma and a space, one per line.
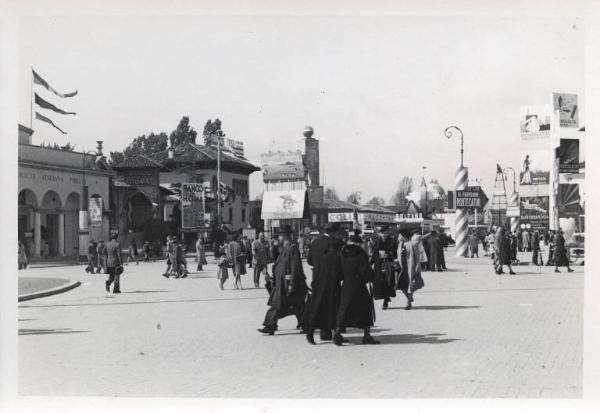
18, 250, 583, 398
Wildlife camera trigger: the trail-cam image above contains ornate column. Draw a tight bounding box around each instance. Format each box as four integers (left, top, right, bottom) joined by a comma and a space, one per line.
33, 210, 41, 257
58, 211, 65, 256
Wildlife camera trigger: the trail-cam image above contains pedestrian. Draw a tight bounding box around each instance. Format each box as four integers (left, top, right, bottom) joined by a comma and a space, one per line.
258, 225, 308, 336
126, 237, 139, 265
217, 244, 230, 290
303, 222, 344, 344
553, 230, 574, 273
495, 227, 515, 275
485, 230, 495, 257
195, 236, 207, 271
371, 228, 397, 310
175, 239, 188, 278
162, 235, 175, 278
252, 233, 269, 288
427, 230, 444, 271
97, 239, 107, 274
271, 237, 280, 262
468, 230, 479, 258
105, 233, 123, 294
532, 230, 542, 265
397, 230, 426, 310
522, 229, 530, 252
516, 229, 523, 252
227, 235, 243, 289
546, 230, 556, 266
142, 241, 151, 262
237, 235, 247, 276
244, 236, 253, 268
333, 231, 379, 346
439, 229, 448, 269
86, 238, 98, 274
18, 241, 28, 270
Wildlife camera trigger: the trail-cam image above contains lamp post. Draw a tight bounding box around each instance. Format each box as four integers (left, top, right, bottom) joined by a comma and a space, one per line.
444, 126, 468, 257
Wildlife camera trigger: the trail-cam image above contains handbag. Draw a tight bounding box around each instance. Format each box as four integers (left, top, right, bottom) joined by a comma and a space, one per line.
115, 265, 124, 276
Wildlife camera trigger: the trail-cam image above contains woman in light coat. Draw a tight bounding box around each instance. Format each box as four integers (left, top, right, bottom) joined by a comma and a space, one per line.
402, 232, 425, 310
195, 237, 207, 271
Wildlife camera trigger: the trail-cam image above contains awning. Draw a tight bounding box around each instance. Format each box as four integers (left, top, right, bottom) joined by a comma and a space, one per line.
261, 190, 309, 220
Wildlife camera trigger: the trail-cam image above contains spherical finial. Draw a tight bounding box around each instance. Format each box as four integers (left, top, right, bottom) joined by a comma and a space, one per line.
302, 126, 314, 138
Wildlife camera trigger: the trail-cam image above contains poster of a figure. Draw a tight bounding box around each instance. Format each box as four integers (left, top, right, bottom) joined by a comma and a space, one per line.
520, 196, 550, 231
520, 149, 550, 185
557, 138, 580, 173
552, 93, 579, 128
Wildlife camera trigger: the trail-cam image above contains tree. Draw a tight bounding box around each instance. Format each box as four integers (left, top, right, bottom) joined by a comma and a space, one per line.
169, 116, 197, 147
324, 187, 339, 201
109, 151, 125, 165
346, 191, 361, 204
366, 196, 385, 207
390, 176, 414, 207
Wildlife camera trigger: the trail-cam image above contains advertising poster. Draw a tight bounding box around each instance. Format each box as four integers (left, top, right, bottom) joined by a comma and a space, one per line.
181, 183, 206, 229
519, 149, 550, 185
520, 105, 552, 139
519, 196, 550, 231
557, 138, 580, 173
558, 184, 581, 217
552, 93, 579, 128
88, 197, 103, 224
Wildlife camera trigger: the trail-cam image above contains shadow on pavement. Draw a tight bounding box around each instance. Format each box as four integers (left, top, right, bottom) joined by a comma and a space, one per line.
125, 290, 170, 294
366, 333, 460, 345
18, 319, 38, 322
19, 328, 90, 336
20, 296, 268, 309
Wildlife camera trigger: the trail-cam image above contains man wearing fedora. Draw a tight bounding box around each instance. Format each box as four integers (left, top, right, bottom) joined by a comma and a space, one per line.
105, 233, 123, 294
258, 225, 308, 335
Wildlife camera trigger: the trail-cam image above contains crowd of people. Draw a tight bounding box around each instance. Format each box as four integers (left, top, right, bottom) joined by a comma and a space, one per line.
256, 223, 452, 346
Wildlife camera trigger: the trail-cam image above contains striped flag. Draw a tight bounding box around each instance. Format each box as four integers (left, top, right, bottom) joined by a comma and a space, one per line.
35, 112, 67, 134
35, 93, 76, 115
32, 69, 77, 98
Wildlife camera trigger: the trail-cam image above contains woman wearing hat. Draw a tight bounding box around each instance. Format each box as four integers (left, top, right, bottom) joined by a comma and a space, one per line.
333, 230, 379, 345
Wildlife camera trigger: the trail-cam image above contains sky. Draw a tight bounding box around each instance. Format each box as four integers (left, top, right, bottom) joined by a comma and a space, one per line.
18, 15, 584, 202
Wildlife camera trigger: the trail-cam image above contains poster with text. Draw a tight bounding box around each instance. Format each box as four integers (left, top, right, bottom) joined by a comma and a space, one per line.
519, 196, 549, 231
88, 197, 103, 224
552, 93, 579, 128
557, 138, 580, 173
519, 149, 550, 186
520, 105, 552, 139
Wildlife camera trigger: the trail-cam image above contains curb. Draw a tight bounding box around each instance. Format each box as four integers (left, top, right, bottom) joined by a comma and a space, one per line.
18, 280, 82, 302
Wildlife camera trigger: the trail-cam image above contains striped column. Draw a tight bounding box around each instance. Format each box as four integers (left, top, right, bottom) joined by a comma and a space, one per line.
455, 166, 468, 257
510, 192, 519, 233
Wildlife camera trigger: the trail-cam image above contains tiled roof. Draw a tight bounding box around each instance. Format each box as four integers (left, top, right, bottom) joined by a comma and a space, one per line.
153, 142, 260, 173
112, 154, 164, 170
326, 199, 396, 214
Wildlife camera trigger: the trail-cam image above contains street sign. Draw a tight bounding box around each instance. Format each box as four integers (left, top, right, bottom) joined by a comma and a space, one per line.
455, 186, 489, 212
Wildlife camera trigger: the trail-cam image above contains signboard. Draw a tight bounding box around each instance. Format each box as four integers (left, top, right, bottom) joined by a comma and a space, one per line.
260, 150, 304, 169
552, 93, 579, 128
88, 197, 103, 223
181, 183, 206, 229
520, 196, 549, 231
261, 190, 308, 220
557, 139, 580, 173
519, 149, 550, 185
455, 186, 488, 211
328, 212, 354, 222
360, 213, 395, 224
506, 206, 520, 217
520, 105, 552, 139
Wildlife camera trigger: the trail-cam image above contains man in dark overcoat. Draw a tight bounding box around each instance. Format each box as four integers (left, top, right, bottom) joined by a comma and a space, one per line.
258, 225, 308, 335
532, 230, 542, 265
428, 230, 443, 271
553, 230, 574, 273
303, 222, 343, 344
371, 228, 397, 310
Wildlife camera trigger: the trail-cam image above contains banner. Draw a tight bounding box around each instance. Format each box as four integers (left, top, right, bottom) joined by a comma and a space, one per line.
35, 93, 76, 115
181, 183, 207, 229
519, 196, 549, 231
520, 105, 551, 139
88, 197, 103, 224
35, 111, 67, 134
557, 139, 580, 173
552, 93, 579, 128
261, 190, 308, 220
32, 69, 78, 98
519, 149, 550, 186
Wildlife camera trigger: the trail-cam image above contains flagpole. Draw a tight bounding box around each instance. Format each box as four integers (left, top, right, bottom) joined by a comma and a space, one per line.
30, 68, 34, 128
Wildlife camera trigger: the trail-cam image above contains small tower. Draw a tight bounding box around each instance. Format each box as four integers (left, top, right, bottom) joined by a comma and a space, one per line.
491, 164, 508, 228
419, 176, 428, 217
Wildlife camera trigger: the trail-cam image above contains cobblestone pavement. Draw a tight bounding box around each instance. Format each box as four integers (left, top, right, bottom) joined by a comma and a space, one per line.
18, 250, 583, 398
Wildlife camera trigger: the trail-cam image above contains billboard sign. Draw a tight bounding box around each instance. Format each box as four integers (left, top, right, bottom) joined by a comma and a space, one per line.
455, 186, 488, 211
328, 212, 354, 223
520, 196, 549, 231
181, 183, 207, 229
520, 105, 551, 139
557, 139, 580, 173
552, 93, 579, 128
519, 149, 550, 186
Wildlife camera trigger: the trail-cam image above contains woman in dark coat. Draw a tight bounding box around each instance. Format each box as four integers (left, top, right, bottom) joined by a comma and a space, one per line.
371, 233, 396, 310
553, 230, 574, 273
333, 233, 379, 345
495, 227, 515, 275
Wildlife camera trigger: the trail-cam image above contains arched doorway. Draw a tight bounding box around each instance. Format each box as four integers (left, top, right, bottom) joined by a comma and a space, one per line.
65, 192, 80, 257
41, 190, 63, 257
18, 189, 38, 258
